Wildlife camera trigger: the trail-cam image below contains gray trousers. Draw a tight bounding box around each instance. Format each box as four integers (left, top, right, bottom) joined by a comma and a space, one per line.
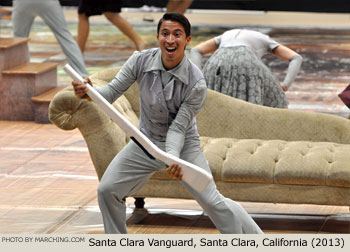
12, 0, 89, 77
98, 137, 263, 234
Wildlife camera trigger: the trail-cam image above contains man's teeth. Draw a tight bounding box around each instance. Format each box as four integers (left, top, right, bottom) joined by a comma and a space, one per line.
166, 47, 176, 52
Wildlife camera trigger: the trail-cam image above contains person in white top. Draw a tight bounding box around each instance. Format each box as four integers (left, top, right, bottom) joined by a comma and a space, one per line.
191, 29, 303, 108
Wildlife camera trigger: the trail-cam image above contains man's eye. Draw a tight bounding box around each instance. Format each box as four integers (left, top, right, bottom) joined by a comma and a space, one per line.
162, 32, 168, 36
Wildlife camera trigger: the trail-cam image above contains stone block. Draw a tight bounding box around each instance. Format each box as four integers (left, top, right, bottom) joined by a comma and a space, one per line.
0, 38, 30, 72
0, 62, 58, 121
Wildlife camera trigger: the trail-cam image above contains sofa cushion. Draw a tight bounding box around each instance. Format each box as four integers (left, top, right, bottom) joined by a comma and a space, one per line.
199, 137, 350, 188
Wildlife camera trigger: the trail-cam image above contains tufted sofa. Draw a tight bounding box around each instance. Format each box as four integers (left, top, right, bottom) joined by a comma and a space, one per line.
49, 67, 350, 207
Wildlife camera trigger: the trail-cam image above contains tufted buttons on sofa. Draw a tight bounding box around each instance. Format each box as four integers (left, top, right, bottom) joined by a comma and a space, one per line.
200, 137, 350, 188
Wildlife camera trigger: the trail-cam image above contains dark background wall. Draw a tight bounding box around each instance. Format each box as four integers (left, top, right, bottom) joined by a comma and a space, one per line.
0, 0, 349, 13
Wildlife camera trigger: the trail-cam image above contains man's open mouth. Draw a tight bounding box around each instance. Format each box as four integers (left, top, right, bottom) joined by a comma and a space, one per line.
166, 46, 177, 53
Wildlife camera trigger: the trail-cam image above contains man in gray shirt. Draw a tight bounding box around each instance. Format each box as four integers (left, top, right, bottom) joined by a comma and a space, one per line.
73, 13, 262, 234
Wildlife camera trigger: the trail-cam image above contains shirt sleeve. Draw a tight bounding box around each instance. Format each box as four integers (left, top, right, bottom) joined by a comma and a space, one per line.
282, 54, 303, 88
95, 51, 140, 104
165, 79, 207, 157
264, 34, 280, 52
213, 35, 222, 47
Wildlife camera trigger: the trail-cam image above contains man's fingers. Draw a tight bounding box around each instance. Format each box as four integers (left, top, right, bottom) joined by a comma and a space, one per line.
166, 164, 183, 180
72, 81, 88, 98
173, 166, 181, 177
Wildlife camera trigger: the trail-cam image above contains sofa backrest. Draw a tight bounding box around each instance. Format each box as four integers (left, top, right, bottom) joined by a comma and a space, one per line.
198, 89, 350, 144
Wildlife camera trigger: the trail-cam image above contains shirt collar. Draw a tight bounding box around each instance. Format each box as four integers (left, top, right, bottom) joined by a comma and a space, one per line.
143, 48, 190, 85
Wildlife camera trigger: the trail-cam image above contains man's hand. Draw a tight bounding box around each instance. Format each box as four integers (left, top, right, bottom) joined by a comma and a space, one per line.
166, 164, 183, 180
72, 78, 91, 99
280, 82, 287, 92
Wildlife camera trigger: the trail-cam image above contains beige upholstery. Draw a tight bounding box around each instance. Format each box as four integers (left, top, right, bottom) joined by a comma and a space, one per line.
49, 67, 350, 206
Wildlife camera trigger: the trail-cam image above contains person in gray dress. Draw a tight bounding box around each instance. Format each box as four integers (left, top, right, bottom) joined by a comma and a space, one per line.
72, 13, 263, 234
12, 0, 89, 77
191, 29, 303, 108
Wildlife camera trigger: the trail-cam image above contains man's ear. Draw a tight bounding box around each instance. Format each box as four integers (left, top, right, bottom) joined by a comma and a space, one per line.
186, 35, 192, 46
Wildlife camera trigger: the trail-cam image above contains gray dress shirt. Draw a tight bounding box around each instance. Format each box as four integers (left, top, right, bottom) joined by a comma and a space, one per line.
97, 48, 207, 157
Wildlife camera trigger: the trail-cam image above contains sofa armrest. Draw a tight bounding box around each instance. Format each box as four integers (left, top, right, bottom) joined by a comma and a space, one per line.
48, 80, 138, 180
197, 89, 350, 144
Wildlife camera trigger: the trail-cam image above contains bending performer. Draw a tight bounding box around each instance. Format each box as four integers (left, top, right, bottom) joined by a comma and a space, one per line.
191, 29, 302, 108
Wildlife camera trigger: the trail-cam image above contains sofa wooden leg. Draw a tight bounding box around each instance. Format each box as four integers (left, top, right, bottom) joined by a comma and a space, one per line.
134, 197, 145, 209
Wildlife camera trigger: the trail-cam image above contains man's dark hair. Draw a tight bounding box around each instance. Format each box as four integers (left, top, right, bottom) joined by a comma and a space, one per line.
157, 12, 191, 37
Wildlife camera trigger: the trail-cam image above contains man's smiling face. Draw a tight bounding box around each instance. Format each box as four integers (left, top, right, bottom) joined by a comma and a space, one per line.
157, 20, 191, 70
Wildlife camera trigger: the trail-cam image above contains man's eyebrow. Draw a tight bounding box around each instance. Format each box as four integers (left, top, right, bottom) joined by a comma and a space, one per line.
160, 28, 184, 33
